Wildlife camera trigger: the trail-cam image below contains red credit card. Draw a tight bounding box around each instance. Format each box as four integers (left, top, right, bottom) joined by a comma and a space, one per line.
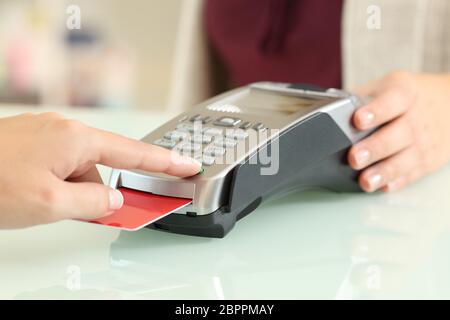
80, 188, 192, 231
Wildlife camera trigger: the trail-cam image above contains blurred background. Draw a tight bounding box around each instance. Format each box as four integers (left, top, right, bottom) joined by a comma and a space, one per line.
0, 0, 182, 110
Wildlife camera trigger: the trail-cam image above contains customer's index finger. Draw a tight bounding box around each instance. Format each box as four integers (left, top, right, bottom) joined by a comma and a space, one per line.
89, 128, 201, 177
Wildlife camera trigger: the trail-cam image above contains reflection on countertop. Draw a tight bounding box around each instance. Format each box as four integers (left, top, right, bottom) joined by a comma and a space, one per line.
9, 166, 450, 299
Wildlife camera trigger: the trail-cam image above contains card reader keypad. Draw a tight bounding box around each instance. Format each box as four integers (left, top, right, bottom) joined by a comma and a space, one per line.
214, 116, 242, 127
225, 129, 249, 140
190, 134, 212, 144
203, 127, 223, 136
164, 131, 189, 142
153, 139, 177, 149
214, 137, 237, 148
204, 146, 226, 157
199, 155, 216, 166
178, 142, 202, 153
153, 116, 267, 167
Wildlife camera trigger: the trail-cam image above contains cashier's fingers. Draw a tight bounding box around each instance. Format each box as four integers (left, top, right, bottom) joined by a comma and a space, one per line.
348, 117, 414, 170
358, 147, 421, 192
353, 72, 417, 130
45, 180, 124, 221
382, 169, 425, 193
88, 128, 201, 177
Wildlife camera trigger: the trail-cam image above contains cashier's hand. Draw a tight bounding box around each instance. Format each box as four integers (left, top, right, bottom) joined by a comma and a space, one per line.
0, 113, 201, 229
349, 71, 450, 192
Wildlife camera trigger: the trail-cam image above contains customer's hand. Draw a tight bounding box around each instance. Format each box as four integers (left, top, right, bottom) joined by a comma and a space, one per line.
349, 71, 450, 192
0, 113, 201, 229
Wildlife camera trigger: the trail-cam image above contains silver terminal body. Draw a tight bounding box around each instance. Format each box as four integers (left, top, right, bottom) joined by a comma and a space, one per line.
109, 82, 366, 216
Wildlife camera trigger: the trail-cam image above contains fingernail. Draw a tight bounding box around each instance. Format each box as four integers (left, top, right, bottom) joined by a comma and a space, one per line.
354, 149, 370, 167
179, 155, 201, 166
188, 157, 202, 169
108, 189, 124, 211
358, 110, 375, 127
367, 173, 382, 192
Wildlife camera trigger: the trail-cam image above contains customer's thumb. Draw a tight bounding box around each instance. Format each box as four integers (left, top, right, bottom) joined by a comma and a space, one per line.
55, 181, 123, 221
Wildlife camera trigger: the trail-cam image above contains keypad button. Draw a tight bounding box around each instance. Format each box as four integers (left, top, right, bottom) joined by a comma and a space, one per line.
178, 143, 202, 153
214, 116, 242, 127
225, 129, 249, 140
153, 139, 177, 149
201, 156, 216, 166
190, 134, 212, 145
164, 131, 189, 141
203, 127, 223, 136
239, 121, 252, 130
190, 114, 203, 122
253, 122, 266, 131
204, 146, 226, 157
176, 123, 203, 133
214, 137, 237, 148
201, 116, 212, 124
176, 123, 194, 132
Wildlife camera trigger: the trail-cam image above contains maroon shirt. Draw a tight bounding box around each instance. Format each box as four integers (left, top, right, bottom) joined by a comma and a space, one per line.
204, 0, 343, 89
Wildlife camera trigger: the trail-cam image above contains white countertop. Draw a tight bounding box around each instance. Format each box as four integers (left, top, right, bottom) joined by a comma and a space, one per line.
1, 105, 450, 299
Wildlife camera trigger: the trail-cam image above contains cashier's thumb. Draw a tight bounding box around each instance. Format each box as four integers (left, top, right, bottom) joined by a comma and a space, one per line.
57, 181, 124, 220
